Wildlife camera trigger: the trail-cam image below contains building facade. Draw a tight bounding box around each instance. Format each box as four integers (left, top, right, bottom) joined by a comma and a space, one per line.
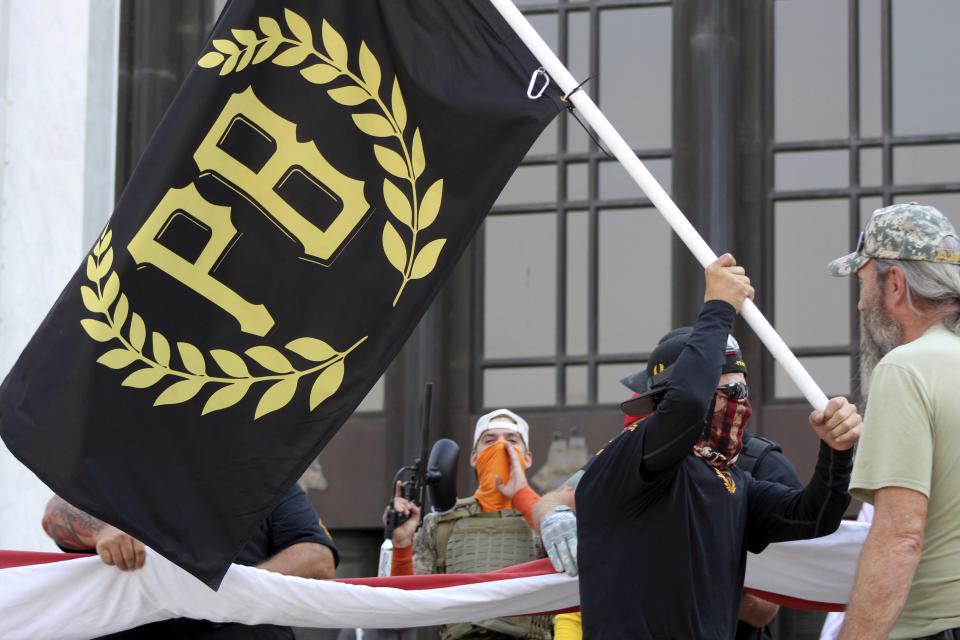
2, 1, 959, 637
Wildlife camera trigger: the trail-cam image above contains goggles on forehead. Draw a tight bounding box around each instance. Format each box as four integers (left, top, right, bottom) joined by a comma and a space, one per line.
855, 230, 866, 254
716, 381, 748, 400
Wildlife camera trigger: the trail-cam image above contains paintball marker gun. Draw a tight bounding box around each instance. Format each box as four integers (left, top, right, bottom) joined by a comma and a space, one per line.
383, 383, 460, 540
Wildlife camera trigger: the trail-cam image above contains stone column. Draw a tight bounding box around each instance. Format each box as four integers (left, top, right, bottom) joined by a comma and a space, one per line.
0, 0, 119, 551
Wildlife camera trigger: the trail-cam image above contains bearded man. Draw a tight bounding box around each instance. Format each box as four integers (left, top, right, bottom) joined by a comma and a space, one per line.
828, 203, 960, 640
533, 253, 862, 639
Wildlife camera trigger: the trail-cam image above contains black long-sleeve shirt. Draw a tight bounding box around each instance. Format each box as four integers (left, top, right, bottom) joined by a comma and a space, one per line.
576, 300, 852, 639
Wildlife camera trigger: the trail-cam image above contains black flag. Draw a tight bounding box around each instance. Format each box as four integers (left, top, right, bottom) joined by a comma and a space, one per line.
0, 0, 561, 588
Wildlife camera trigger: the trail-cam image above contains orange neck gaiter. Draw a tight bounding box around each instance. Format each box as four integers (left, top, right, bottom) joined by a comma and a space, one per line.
473, 440, 527, 512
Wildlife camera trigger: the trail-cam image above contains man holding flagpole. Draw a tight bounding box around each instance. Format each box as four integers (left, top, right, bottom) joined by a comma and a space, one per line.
618, 331, 804, 640
534, 253, 861, 639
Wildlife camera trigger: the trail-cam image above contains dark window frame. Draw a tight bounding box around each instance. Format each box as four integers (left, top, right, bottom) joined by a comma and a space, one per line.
764, 0, 960, 405
476, 0, 673, 413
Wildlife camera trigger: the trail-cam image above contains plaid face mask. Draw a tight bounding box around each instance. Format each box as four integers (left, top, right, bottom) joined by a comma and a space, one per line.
692, 395, 752, 468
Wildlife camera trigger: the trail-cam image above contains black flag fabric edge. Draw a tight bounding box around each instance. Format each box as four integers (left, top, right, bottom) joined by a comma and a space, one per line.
0, 0, 562, 588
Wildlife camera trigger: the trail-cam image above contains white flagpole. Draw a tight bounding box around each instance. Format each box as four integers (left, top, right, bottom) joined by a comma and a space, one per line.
489, 0, 830, 411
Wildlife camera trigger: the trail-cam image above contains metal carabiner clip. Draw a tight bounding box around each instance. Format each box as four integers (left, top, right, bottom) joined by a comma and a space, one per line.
527, 67, 550, 99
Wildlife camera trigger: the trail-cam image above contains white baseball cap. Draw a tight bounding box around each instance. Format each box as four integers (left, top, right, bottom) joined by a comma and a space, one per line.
473, 408, 529, 449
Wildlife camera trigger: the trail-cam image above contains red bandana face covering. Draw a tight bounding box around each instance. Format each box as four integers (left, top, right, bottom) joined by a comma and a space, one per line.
692, 396, 752, 468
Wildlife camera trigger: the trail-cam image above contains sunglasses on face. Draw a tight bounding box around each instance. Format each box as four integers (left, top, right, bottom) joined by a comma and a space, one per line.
716, 381, 748, 400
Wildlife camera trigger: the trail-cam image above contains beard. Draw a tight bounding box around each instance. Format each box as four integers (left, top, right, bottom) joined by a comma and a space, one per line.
859, 290, 904, 399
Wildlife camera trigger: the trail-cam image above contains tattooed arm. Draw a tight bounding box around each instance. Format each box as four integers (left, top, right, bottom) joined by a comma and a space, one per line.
42, 495, 104, 550
42, 495, 146, 571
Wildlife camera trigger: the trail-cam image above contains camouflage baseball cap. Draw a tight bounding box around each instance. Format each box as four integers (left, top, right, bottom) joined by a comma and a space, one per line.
828, 202, 960, 277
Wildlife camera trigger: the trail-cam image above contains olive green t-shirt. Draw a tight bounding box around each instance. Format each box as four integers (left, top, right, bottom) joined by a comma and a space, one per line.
850, 324, 960, 639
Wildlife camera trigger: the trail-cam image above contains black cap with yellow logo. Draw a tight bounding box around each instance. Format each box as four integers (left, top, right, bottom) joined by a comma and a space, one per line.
619, 327, 747, 416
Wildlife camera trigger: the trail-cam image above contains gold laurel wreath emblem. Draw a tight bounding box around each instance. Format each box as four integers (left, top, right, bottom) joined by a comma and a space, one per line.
80, 227, 367, 419
198, 9, 447, 307
713, 467, 736, 495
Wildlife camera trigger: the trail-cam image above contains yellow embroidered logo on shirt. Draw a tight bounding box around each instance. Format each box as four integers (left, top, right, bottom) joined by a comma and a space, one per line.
714, 467, 736, 494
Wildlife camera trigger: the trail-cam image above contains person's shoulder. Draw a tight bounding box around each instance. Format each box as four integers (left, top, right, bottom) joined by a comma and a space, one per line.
885, 324, 960, 364
751, 446, 802, 488
268, 482, 315, 517
435, 497, 479, 521
737, 431, 778, 464
872, 330, 957, 391
266, 483, 309, 513
581, 424, 641, 473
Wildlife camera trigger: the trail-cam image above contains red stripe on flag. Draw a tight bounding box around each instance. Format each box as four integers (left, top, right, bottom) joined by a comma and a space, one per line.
334, 560, 580, 616
0, 550, 91, 569
743, 587, 845, 612
333, 558, 556, 589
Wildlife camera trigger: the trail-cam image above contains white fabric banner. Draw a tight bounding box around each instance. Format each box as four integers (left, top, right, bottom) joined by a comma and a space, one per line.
0, 521, 868, 640
744, 520, 868, 605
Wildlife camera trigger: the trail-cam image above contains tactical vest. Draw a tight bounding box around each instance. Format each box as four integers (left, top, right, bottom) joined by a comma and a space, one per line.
435, 497, 553, 640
